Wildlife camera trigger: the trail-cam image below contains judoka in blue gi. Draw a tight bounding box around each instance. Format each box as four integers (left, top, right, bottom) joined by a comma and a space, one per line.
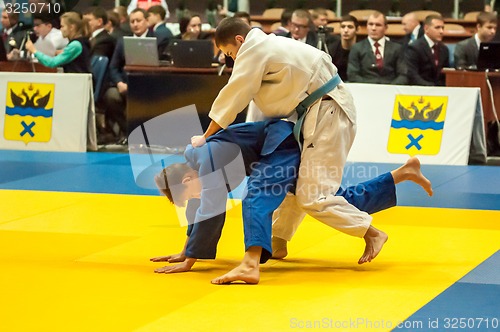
152, 120, 433, 284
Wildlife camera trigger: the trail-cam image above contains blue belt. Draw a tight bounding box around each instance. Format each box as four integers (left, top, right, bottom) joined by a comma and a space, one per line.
292, 74, 342, 149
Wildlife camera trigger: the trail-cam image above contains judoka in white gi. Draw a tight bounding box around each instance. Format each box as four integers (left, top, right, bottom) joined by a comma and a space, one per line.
191, 18, 433, 284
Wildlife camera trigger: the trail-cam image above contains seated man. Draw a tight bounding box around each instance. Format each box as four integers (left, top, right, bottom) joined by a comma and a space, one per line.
152, 120, 433, 284
347, 11, 407, 85
454, 11, 497, 70
32, 13, 68, 57
405, 15, 449, 86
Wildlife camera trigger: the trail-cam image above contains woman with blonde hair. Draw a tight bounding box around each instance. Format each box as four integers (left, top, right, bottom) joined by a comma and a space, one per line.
26, 12, 91, 73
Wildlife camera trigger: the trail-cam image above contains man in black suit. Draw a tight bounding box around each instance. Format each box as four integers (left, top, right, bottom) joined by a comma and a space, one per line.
400, 12, 424, 46
285, 9, 318, 47
1, 11, 28, 58
347, 11, 407, 85
454, 11, 497, 69
405, 15, 449, 86
103, 8, 154, 143
85, 7, 117, 60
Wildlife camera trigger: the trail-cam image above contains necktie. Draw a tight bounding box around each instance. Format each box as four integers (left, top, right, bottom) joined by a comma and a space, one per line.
432, 44, 439, 67
374, 41, 383, 70
410, 33, 415, 43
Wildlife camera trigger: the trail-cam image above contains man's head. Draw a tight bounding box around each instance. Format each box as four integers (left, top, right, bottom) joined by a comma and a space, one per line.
401, 12, 420, 35
215, 17, 251, 60
86, 7, 108, 33
290, 9, 312, 40
311, 8, 328, 28
366, 11, 387, 41
33, 14, 53, 38
147, 5, 166, 27
1, 11, 18, 30
106, 10, 120, 32
476, 11, 498, 43
155, 163, 201, 206
129, 8, 149, 36
339, 15, 359, 41
424, 14, 445, 43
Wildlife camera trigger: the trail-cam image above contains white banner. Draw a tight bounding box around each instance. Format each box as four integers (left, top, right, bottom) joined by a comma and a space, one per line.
0, 72, 95, 152
346, 83, 484, 165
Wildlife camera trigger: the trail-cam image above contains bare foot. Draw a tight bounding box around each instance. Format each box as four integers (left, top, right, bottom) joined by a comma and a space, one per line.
358, 225, 388, 264
211, 262, 260, 284
212, 246, 261, 284
271, 237, 288, 259
150, 253, 186, 263
392, 157, 433, 196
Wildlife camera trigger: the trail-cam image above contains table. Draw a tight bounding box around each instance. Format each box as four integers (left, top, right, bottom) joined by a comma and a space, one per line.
0, 60, 57, 73
444, 69, 500, 125
125, 65, 245, 135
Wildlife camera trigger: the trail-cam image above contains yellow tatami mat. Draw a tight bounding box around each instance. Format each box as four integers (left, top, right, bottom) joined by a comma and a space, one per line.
1, 190, 499, 332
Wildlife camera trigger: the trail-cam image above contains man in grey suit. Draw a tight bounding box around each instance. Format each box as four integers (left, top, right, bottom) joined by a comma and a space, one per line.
347, 11, 407, 85
454, 11, 497, 69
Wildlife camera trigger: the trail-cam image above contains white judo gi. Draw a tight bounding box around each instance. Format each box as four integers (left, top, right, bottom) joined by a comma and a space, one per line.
209, 28, 372, 240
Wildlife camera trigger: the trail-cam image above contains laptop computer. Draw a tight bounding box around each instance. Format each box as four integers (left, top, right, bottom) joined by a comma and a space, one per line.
169, 39, 214, 68
477, 42, 500, 71
123, 36, 160, 66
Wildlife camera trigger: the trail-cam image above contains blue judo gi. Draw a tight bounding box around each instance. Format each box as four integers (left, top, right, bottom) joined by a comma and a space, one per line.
181, 120, 396, 263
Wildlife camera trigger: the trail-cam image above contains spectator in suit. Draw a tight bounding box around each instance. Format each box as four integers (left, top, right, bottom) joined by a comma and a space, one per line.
400, 12, 424, 45
327, 15, 359, 80
32, 13, 68, 56
286, 9, 318, 47
103, 8, 154, 143
454, 11, 497, 69
147, 5, 173, 58
405, 15, 449, 86
347, 11, 407, 85
106, 10, 127, 40
84, 7, 116, 59
1, 11, 28, 59
272, 9, 293, 37
311, 7, 329, 29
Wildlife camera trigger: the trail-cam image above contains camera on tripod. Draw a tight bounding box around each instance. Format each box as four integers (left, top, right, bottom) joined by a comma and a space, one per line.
317, 25, 334, 34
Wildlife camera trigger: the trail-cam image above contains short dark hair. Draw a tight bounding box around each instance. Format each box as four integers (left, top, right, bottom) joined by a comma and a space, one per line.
477, 11, 498, 26
368, 11, 387, 25
424, 14, 444, 26
130, 8, 148, 19
91, 7, 108, 25
107, 10, 120, 28
147, 5, 167, 21
154, 163, 192, 205
340, 14, 359, 29
215, 17, 252, 47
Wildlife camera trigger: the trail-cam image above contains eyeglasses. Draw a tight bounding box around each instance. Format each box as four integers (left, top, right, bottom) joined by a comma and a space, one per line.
291, 22, 310, 30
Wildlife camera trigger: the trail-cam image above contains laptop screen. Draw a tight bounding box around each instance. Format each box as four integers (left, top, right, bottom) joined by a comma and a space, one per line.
169, 39, 214, 68
123, 37, 160, 66
477, 42, 500, 71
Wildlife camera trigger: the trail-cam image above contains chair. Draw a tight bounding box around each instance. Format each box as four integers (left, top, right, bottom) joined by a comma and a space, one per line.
262, 8, 285, 20
308, 9, 337, 19
411, 10, 441, 22
90, 55, 109, 102
349, 9, 378, 20
270, 21, 283, 32
463, 11, 480, 21
386, 23, 406, 35
444, 23, 466, 33
327, 22, 341, 34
